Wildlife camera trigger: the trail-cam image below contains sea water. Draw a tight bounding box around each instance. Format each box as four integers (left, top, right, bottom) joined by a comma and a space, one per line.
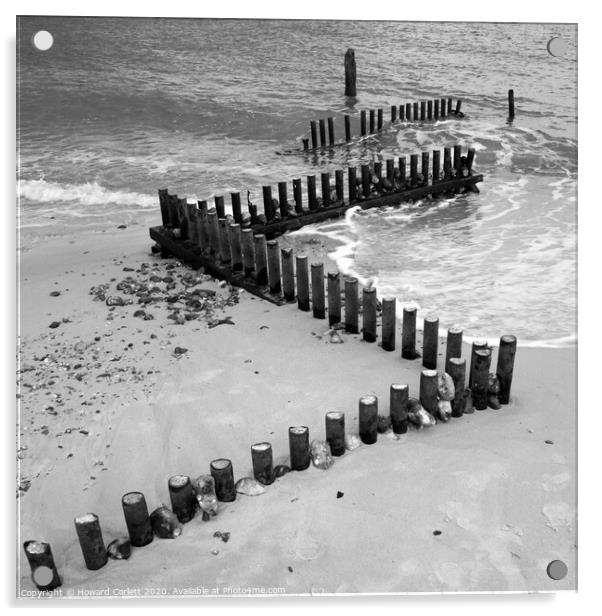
16, 17, 577, 346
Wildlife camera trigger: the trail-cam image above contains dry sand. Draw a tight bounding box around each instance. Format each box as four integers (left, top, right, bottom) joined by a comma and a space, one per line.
16, 222, 576, 596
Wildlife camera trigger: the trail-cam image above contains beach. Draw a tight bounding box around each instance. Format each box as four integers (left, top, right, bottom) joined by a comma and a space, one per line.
17, 222, 576, 595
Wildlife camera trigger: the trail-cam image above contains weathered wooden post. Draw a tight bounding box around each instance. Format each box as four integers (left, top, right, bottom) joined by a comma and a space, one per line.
445, 326, 463, 374
421, 151, 430, 182
508, 89, 515, 119
359, 395, 378, 444
420, 101, 426, 121
122, 492, 154, 547
447, 98, 453, 114
401, 306, 418, 359
251, 443, 274, 485
344, 277, 359, 333
311, 262, 326, 319
413, 102, 419, 120
267, 239, 282, 294
381, 296, 396, 351
386, 158, 395, 181
307, 175, 318, 210
212, 195, 225, 220
231, 192, 242, 224
319, 118, 327, 147
434, 99, 440, 118
207, 210, 220, 256
472, 348, 492, 410
348, 166, 357, 202
310, 121, 318, 149
455, 99, 462, 115
410, 154, 418, 184
281, 247, 295, 302
443, 147, 452, 179
242, 228, 255, 277
399, 156, 406, 182
432, 150, 441, 183
361, 164, 371, 197
293, 178, 303, 213
377, 108, 383, 130
391, 105, 397, 123
422, 315, 439, 370
344, 48, 356, 97
23, 541, 62, 591
321, 172, 331, 207
405, 102, 412, 121
289, 426, 310, 470
168, 475, 196, 523
327, 272, 341, 326
253, 234, 268, 286
440, 97, 447, 117
399, 104, 405, 121
218, 218, 231, 264
278, 182, 288, 219
448, 357, 467, 417
419, 369, 438, 415
344, 114, 351, 141
469, 340, 489, 389
390, 383, 409, 434
186, 199, 198, 244
362, 287, 377, 342
210, 458, 236, 502
197, 200, 209, 249
325, 411, 346, 456
328, 117, 335, 145
453, 144, 462, 174
74, 513, 108, 570
369, 109, 375, 134
303, 138, 309, 151
360, 110, 367, 136
335, 169, 344, 202
427, 100, 433, 120
262, 186, 274, 221
296, 255, 310, 311
229, 223, 243, 272
466, 147, 476, 173
158, 188, 169, 228
496, 335, 517, 404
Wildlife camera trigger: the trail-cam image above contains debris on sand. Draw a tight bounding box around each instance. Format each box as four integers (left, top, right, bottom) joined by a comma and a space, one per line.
235, 477, 266, 496
310, 440, 334, 470
173, 346, 188, 357
49, 321, 60, 329
107, 537, 131, 559
336, 491, 344, 499
344, 434, 362, 451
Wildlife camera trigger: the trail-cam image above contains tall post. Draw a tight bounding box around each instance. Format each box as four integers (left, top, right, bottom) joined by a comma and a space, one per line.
391, 105, 397, 123
389, 384, 409, 434
406, 102, 412, 121
296, 255, 310, 311
229, 223, 243, 272
420, 369, 439, 415
281, 247, 295, 302
359, 395, 378, 445
327, 272, 341, 326
348, 167, 357, 202
344, 277, 359, 334
230, 192, 242, 225
445, 326, 463, 375
361, 164, 371, 197
310, 121, 318, 149
399, 104, 405, 121
434, 98, 440, 118
319, 118, 327, 147
472, 348, 492, 410
410, 154, 418, 184
360, 110, 366, 136
214, 195, 226, 219
448, 357, 467, 417
262, 186, 274, 222
420, 101, 426, 121
362, 287, 377, 342
278, 182, 288, 219
432, 150, 441, 183
469, 340, 489, 389
422, 315, 439, 370
421, 151, 430, 182
427, 100, 433, 120
311, 262, 326, 319
369, 109, 375, 133
401, 306, 418, 359
218, 218, 231, 264
321, 172, 331, 207
335, 169, 344, 202
508, 89, 515, 119
74, 513, 108, 571
496, 335, 517, 404
381, 296, 396, 351
466, 148, 476, 173
344, 114, 351, 141
198, 200, 209, 250
289, 426, 310, 471
242, 228, 255, 277
253, 234, 268, 286
122, 492, 153, 547
377, 108, 383, 130
440, 97, 447, 117
344, 48, 356, 97
443, 147, 452, 179
307, 175, 318, 210
293, 178, 303, 213
267, 239, 282, 294
328, 116, 335, 145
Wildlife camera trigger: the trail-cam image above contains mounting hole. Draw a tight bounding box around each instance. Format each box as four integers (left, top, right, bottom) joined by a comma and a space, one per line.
32, 565, 54, 586
33, 30, 53, 51
547, 36, 568, 58
546, 559, 568, 580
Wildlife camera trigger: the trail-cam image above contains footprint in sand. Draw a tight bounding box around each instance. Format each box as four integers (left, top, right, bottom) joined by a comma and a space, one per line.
542, 502, 574, 532
434, 561, 465, 589
288, 530, 323, 561
542, 472, 571, 492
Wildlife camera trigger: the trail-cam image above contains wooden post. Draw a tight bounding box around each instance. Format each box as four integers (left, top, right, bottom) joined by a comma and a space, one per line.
218, 218, 231, 263
344, 277, 359, 333
447, 98, 453, 114
377, 108, 383, 130
381, 296, 396, 351
215, 195, 226, 219
453, 145, 462, 174
399, 104, 405, 121
496, 335, 517, 404
362, 287, 377, 342
328, 117, 335, 145
210, 458, 236, 502
440, 97, 447, 117
472, 348, 492, 410
335, 169, 344, 202
344, 114, 351, 141
445, 326, 463, 374
311, 262, 325, 319
401, 306, 418, 359
122, 492, 153, 547
229, 223, 243, 272
420, 369, 439, 415
369, 109, 375, 133
242, 228, 255, 277
327, 272, 341, 326
361, 164, 371, 197
360, 110, 366, 136
410, 154, 418, 184
296, 255, 310, 311
278, 182, 288, 219
325, 411, 345, 456
251, 443, 274, 485
466, 148, 476, 173
310, 121, 318, 149
420, 101, 426, 120
303, 138, 309, 151
427, 100, 433, 120
158, 188, 169, 228
262, 186, 274, 221
389, 383, 409, 434
432, 150, 440, 183
319, 118, 327, 147
293, 178, 303, 213
23, 541, 62, 591
422, 315, 439, 370
74, 513, 108, 570
167, 193, 178, 228
281, 248, 295, 302
406, 102, 412, 121
344, 48, 356, 97
289, 426, 310, 470
321, 172, 331, 207
307, 175, 318, 210
443, 147, 452, 179
421, 151, 430, 182
399, 157, 406, 182
455, 99, 462, 115
413, 102, 419, 120
359, 395, 378, 445
391, 105, 397, 123
448, 357, 466, 417
178, 198, 189, 239
508, 89, 515, 119
186, 199, 197, 244
386, 158, 395, 181
197, 200, 209, 249
348, 166, 357, 202
267, 239, 282, 294
434, 99, 439, 118
207, 210, 220, 256
469, 340, 488, 389
253, 234, 268, 286
168, 475, 196, 523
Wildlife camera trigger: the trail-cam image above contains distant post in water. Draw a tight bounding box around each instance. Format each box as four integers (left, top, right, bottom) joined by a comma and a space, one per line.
432, 150, 441, 183
335, 169, 344, 201
377, 108, 383, 130
391, 105, 397, 123
321, 172, 331, 207
440, 97, 447, 117
472, 348, 492, 410
369, 109, 375, 133
445, 326, 463, 374
344, 48, 356, 97
344, 114, 351, 141
214, 195, 226, 219
422, 315, 439, 370
281, 248, 295, 302
231, 192, 242, 224
307, 175, 318, 210
293, 178, 303, 213
401, 306, 418, 359
405, 102, 412, 121
278, 182, 288, 219
310, 121, 318, 149
296, 255, 310, 311
262, 186, 274, 221
508, 89, 515, 119
389, 383, 409, 434
344, 277, 359, 333
348, 166, 357, 202
311, 262, 326, 319
381, 297, 396, 351
359, 395, 378, 445
362, 287, 377, 342
360, 110, 366, 136
328, 116, 335, 145
427, 100, 433, 120
496, 335, 517, 404
319, 118, 327, 147
327, 272, 341, 326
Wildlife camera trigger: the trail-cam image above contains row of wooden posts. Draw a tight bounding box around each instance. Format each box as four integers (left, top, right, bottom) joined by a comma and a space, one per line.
302, 98, 464, 152
23, 326, 516, 591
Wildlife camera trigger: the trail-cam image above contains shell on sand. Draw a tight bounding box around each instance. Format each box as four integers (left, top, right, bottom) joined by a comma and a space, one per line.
150, 507, 182, 539
437, 372, 455, 401
437, 400, 452, 422
235, 477, 266, 496
408, 398, 436, 427
310, 440, 334, 470
345, 433, 362, 451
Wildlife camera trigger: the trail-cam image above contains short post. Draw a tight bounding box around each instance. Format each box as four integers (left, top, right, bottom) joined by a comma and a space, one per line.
391, 105, 397, 123
242, 228, 255, 277
74, 513, 108, 570
413, 102, 419, 120
122, 492, 154, 547
448, 357, 467, 417
229, 223, 243, 272
410, 154, 418, 184
440, 97, 447, 117
386, 158, 395, 181
307, 175, 318, 210
215, 195, 226, 219
377, 108, 383, 130
293, 178, 303, 213
508, 89, 515, 119
335, 169, 344, 202
348, 166, 357, 202
327, 272, 341, 326
344, 48, 356, 97
443, 147, 452, 179
466, 148, 476, 173
496, 335, 517, 404
389, 383, 409, 434
369, 109, 375, 133
311, 262, 326, 319
262, 186, 274, 221
310, 121, 318, 149
278, 181, 289, 219
328, 116, 335, 145
281, 247, 295, 302
362, 287, 377, 342
319, 118, 327, 147
218, 218, 231, 264
168, 475, 196, 523
360, 110, 366, 136
432, 150, 440, 182
344, 114, 351, 141
444, 326, 463, 375
455, 99, 462, 115
469, 340, 489, 389
253, 234, 268, 286
344, 277, 359, 333
23, 541, 61, 591
231, 192, 242, 224
321, 172, 331, 207
453, 144, 462, 174
420, 101, 426, 120
405, 102, 412, 121
325, 411, 346, 456
289, 426, 310, 470
427, 100, 433, 120
434, 99, 440, 118
267, 239, 282, 294
359, 395, 378, 445
296, 255, 310, 311
421, 151, 430, 182
210, 458, 236, 502
472, 348, 492, 410
361, 164, 371, 197
419, 369, 439, 415
381, 296, 396, 351
422, 315, 439, 370
401, 306, 418, 359
251, 443, 274, 485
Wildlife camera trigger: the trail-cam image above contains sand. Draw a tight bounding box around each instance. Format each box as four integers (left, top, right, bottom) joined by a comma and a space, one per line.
16, 221, 576, 597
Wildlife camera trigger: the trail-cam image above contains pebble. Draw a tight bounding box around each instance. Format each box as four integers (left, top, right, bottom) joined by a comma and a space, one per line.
49, 321, 60, 329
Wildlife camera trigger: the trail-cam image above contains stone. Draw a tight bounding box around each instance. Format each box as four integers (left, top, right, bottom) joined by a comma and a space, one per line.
437, 399, 452, 422
107, 537, 131, 560
437, 372, 455, 401
235, 477, 266, 496
344, 434, 362, 451
310, 440, 334, 470
150, 507, 182, 539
